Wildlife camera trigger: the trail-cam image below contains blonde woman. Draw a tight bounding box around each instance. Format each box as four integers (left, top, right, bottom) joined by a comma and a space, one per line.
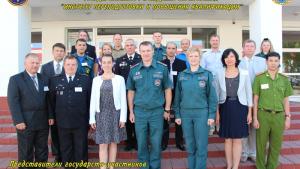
94, 43, 113, 76
255, 38, 274, 59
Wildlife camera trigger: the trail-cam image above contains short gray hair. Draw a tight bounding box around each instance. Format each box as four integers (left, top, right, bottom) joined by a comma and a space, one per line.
25, 53, 39, 60
166, 42, 177, 49
125, 38, 136, 47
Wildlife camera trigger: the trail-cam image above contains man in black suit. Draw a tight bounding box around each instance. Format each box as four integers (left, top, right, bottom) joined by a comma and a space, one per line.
115, 38, 141, 151
71, 30, 96, 61
40, 43, 66, 162
7, 53, 54, 168
161, 42, 187, 151
49, 55, 91, 167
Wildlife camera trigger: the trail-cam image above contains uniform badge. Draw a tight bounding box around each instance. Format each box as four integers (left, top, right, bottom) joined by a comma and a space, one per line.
120, 61, 127, 67
199, 80, 206, 88
60, 91, 63, 95
136, 71, 140, 76
86, 68, 90, 74
8, 0, 28, 6
154, 79, 161, 86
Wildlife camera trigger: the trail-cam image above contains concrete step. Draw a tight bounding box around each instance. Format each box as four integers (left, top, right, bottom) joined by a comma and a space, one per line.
0, 140, 300, 159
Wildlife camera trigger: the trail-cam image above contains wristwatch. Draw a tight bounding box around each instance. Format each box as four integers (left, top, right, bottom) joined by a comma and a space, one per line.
285, 114, 291, 119
164, 109, 171, 114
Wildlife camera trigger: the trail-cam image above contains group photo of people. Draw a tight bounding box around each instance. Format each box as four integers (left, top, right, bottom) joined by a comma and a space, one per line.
7, 29, 294, 169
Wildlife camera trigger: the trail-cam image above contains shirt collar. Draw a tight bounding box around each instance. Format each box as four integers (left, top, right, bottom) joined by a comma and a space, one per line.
167, 56, 176, 64
153, 44, 163, 49
265, 71, 279, 80
54, 60, 63, 66
26, 71, 37, 78
184, 66, 205, 74
127, 53, 135, 59
208, 49, 222, 53
65, 74, 75, 80
138, 59, 157, 70
243, 55, 254, 61
113, 47, 124, 51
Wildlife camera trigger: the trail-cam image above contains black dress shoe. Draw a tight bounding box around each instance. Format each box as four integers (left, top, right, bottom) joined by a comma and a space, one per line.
54, 156, 62, 163
161, 145, 167, 151
134, 144, 138, 151
124, 145, 133, 151
176, 144, 186, 151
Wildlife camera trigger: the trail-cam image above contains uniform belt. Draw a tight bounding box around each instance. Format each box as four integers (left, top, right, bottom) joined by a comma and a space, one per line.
226, 96, 238, 101
259, 108, 283, 114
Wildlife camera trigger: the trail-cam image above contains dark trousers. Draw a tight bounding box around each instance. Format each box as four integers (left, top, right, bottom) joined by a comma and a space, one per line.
58, 127, 88, 169
17, 128, 49, 169
162, 119, 184, 146
125, 109, 137, 147
50, 124, 61, 159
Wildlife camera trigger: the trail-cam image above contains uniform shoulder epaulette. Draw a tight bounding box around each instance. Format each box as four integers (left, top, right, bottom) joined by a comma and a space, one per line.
278, 73, 289, 78
255, 72, 264, 77
86, 56, 93, 61
157, 61, 167, 67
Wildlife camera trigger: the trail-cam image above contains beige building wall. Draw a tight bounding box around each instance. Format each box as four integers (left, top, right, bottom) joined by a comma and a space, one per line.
32, 19, 300, 64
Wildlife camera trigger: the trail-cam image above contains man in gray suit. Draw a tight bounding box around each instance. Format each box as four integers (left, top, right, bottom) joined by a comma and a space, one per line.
7, 53, 54, 168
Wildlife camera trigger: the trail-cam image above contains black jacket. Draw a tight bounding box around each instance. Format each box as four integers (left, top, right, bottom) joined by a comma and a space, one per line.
162, 57, 187, 102
114, 52, 141, 82
40, 61, 65, 81
7, 71, 51, 130
49, 73, 91, 128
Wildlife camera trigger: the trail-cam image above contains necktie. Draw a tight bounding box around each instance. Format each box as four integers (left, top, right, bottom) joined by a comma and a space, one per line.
68, 76, 72, 83
55, 63, 62, 75
31, 75, 39, 91
170, 61, 174, 89
129, 56, 133, 61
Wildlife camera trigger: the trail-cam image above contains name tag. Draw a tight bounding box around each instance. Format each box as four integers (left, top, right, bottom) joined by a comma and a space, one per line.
75, 87, 82, 92
43, 86, 49, 91
171, 71, 177, 76
82, 62, 88, 66
261, 84, 269, 89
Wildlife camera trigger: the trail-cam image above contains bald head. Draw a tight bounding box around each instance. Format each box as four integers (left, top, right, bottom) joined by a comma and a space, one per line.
181, 38, 190, 52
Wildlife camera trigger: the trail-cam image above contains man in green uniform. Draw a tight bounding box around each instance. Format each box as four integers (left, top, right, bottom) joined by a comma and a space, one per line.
127, 41, 172, 169
152, 32, 166, 61
73, 39, 94, 79
253, 52, 293, 169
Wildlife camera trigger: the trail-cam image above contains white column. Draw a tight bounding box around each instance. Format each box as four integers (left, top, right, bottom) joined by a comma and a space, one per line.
0, 1, 31, 96
249, 0, 282, 56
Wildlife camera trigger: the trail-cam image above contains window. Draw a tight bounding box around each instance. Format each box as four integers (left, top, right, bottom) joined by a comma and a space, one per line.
144, 27, 187, 35
283, 31, 300, 48
97, 28, 141, 35
242, 30, 249, 43
31, 32, 42, 62
282, 31, 300, 98
66, 28, 93, 52
192, 28, 217, 49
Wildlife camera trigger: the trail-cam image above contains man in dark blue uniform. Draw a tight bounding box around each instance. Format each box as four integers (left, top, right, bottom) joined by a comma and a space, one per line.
40, 43, 66, 162
49, 55, 91, 168
161, 42, 187, 151
115, 38, 141, 151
